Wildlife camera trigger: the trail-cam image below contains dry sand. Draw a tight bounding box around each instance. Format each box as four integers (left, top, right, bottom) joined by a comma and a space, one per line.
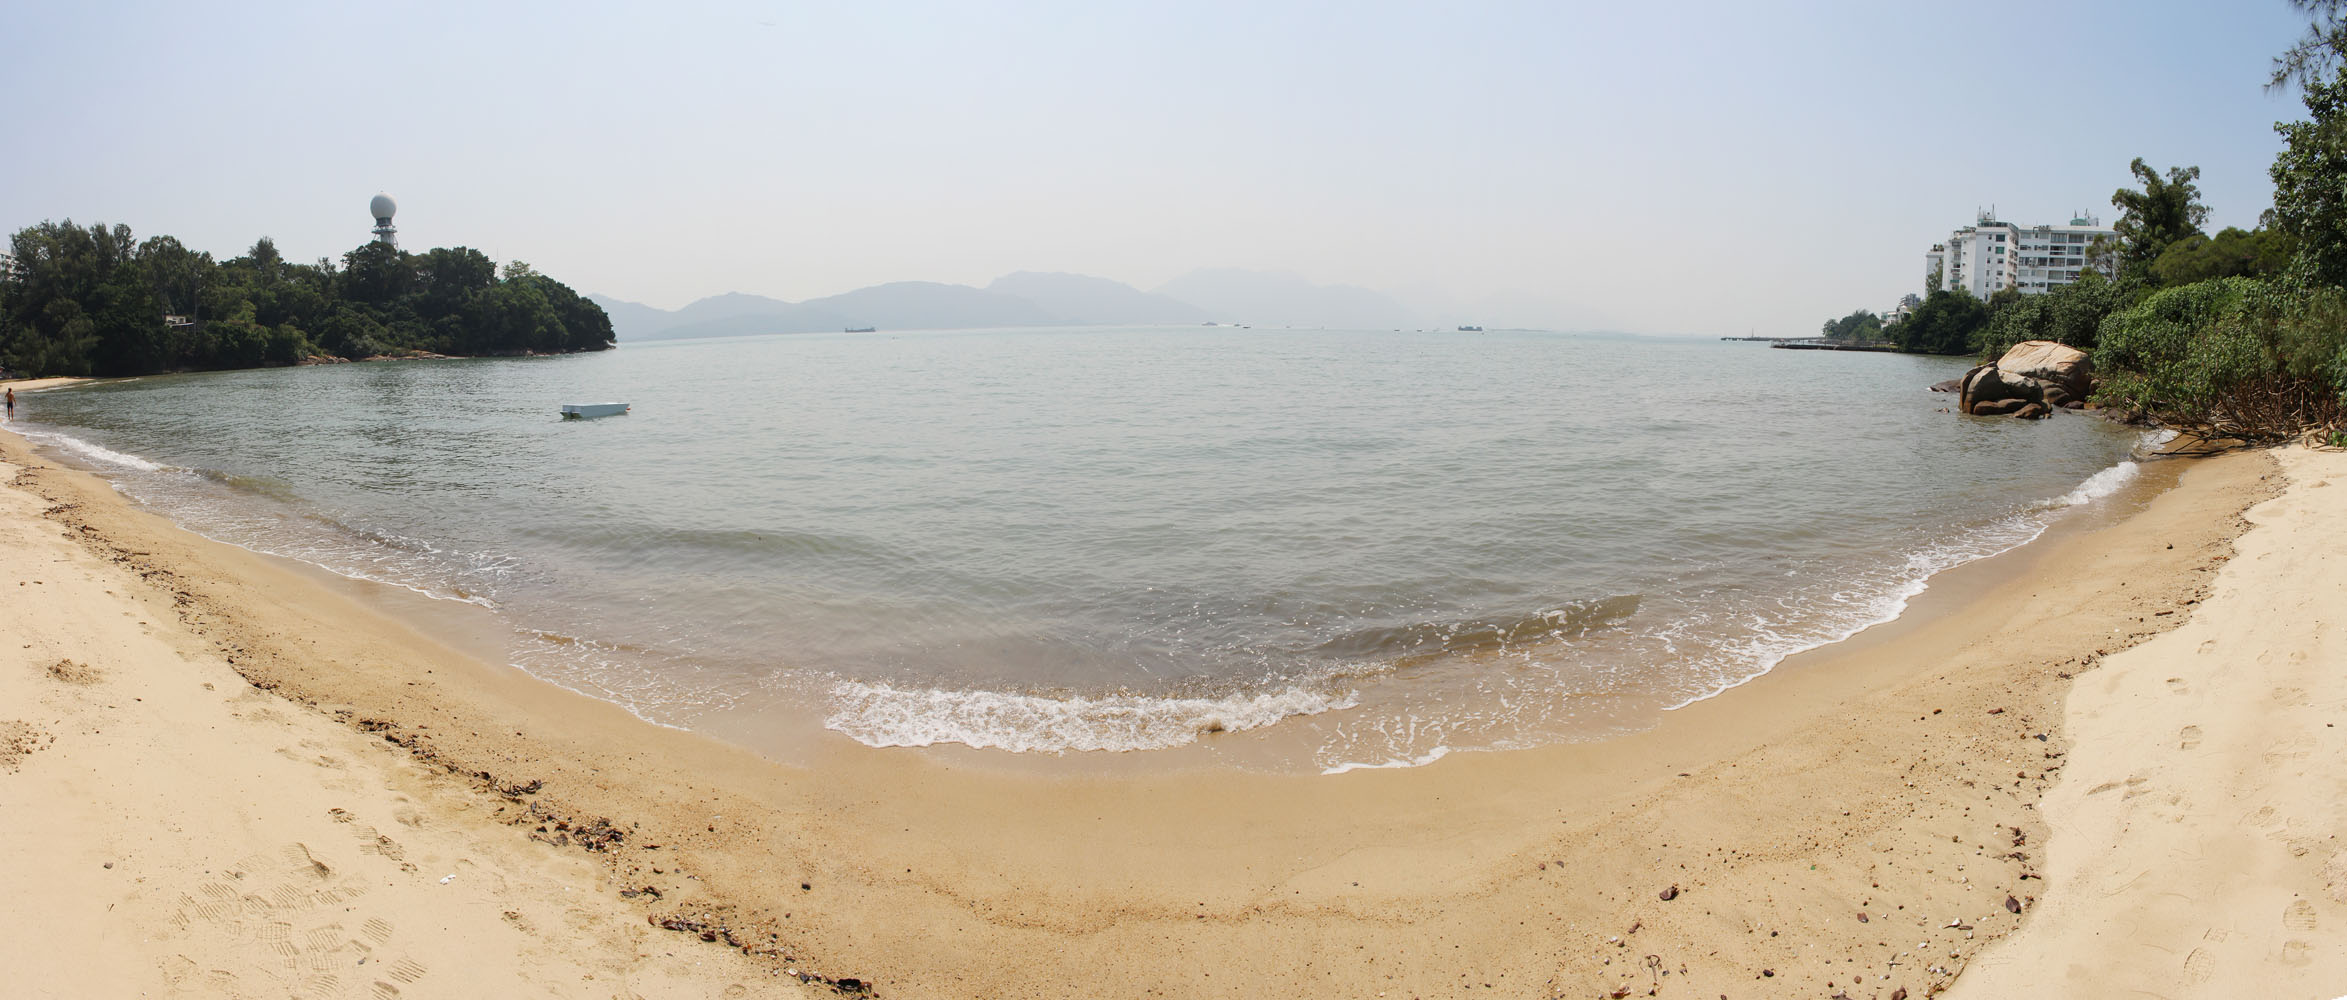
0, 447, 801, 999
0, 406, 2328, 999
1951, 444, 2347, 1000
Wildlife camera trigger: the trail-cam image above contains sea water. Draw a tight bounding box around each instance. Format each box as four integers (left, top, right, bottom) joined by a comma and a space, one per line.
15, 328, 2149, 772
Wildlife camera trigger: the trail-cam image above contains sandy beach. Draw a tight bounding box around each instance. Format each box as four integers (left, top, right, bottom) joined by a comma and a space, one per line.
5, 395, 2340, 998
1950, 444, 2347, 999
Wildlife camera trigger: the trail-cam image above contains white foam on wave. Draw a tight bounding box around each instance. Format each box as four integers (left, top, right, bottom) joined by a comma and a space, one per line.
1320, 744, 1452, 775
824, 680, 1361, 753
1662, 438, 2160, 715
16, 428, 167, 471
21, 426, 505, 610
832, 440, 2161, 769
2055, 459, 2140, 507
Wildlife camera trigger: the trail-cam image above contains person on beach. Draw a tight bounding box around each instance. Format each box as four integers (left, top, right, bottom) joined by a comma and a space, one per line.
4, 386, 13, 422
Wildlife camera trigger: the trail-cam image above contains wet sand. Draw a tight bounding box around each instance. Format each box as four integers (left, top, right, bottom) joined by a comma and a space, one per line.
0, 408, 2306, 999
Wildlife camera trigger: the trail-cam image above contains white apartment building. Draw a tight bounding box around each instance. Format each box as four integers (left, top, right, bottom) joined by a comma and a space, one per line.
1925, 212, 2116, 298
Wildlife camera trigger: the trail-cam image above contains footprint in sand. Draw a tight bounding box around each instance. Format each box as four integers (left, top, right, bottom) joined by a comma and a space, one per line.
2321, 851, 2347, 904
2263, 734, 2316, 764
2272, 686, 2310, 706
2181, 946, 2215, 985
339, 811, 418, 872
2284, 898, 2318, 931
2165, 677, 2190, 694
2179, 725, 2203, 750
2282, 940, 2315, 966
162, 842, 430, 998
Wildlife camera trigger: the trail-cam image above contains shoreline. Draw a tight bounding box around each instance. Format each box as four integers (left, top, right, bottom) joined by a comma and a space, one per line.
0, 419, 2294, 997
4, 383, 2163, 777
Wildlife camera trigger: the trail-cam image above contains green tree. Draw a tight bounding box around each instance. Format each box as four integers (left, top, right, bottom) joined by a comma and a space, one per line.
2272, 64, 2347, 289
2150, 227, 2297, 285
338, 241, 412, 307
237, 236, 286, 286
2272, 0, 2347, 92
1, 221, 139, 376
316, 307, 389, 359
2111, 158, 2210, 267
415, 246, 498, 323
1889, 289, 1989, 355
202, 319, 272, 368
1820, 309, 1882, 343
1975, 271, 2137, 359
2, 220, 611, 376
526, 272, 616, 352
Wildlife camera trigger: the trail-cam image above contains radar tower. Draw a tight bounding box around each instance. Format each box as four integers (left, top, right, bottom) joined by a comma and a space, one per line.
369, 193, 398, 249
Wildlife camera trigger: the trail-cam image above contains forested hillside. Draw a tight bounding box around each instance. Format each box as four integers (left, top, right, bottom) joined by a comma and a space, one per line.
0, 222, 613, 377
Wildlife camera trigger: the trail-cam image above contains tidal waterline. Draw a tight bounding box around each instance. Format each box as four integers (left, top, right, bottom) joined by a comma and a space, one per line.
18, 328, 2149, 772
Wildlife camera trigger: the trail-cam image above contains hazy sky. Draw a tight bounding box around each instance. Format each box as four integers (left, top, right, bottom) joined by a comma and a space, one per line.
0, 1, 2317, 335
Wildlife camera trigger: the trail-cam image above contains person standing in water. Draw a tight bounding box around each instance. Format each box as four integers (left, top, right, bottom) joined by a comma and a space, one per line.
4, 386, 13, 422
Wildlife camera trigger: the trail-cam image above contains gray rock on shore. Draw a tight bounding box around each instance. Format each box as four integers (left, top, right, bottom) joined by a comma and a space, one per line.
1958, 341, 2092, 419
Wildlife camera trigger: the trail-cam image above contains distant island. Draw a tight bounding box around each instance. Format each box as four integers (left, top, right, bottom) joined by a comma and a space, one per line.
1, 226, 1597, 379
0, 220, 613, 379
590, 268, 1424, 342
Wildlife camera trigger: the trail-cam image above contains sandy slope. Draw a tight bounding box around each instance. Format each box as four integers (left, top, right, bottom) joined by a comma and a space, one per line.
0, 413, 2294, 1000
1951, 445, 2347, 1000
0, 451, 806, 999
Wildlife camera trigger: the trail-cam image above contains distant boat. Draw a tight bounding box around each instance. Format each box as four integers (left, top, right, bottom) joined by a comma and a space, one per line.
845, 326, 876, 333
1456, 325, 1483, 332
560, 402, 630, 419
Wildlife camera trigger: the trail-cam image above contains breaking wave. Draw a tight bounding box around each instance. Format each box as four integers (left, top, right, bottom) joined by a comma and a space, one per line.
825, 679, 1361, 753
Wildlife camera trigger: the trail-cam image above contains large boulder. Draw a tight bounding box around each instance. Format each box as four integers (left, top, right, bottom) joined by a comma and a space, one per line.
1960, 365, 2052, 406
1995, 341, 2092, 400
1956, 341, 2092, 418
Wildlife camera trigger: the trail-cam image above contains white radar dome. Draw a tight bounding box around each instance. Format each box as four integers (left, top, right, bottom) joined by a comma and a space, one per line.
370, 193, 397, 219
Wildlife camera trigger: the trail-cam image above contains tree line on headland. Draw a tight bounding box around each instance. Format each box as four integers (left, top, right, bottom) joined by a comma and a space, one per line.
0, 225, 613, 378
1820, 0, 2347, 440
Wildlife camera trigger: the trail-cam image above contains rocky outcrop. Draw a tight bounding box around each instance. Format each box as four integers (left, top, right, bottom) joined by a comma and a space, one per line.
1996, 341, 2093, 400
1958, 341, 2092, 419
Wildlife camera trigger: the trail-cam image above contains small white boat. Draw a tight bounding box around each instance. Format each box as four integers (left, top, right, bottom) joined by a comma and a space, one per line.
560, 402, 630, 419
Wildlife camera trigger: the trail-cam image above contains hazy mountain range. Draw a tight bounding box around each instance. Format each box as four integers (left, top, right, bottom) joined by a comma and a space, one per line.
589, 269, 1467, 342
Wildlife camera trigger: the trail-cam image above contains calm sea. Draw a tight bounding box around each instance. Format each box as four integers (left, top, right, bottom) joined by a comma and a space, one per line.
16, 328, 2151, 772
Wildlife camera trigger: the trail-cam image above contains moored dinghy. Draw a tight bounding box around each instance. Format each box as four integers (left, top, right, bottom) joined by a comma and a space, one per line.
560, 402, 631, 419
